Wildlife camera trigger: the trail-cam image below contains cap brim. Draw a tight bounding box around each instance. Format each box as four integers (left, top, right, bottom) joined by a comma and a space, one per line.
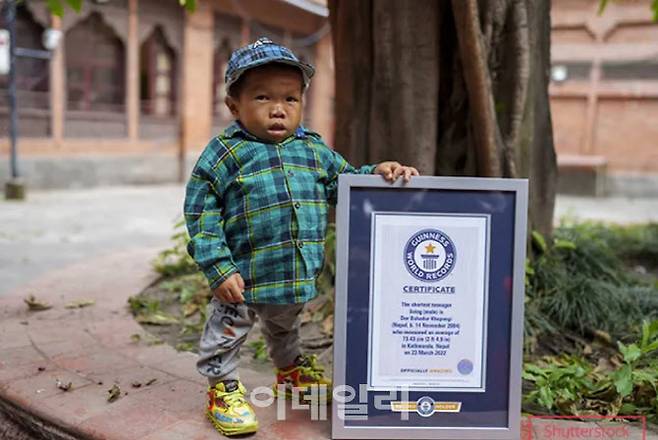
226, 58, 315, 92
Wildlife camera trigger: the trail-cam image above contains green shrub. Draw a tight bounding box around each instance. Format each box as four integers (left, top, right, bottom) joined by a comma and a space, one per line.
523, 319, 658, 421
152, 219, 197, 277
526, 223, 658, 343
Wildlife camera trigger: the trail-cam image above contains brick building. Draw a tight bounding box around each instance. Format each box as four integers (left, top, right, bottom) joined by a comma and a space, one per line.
2, 0, 657, 196
551, 0, 658, 196
0, 0, 332, 188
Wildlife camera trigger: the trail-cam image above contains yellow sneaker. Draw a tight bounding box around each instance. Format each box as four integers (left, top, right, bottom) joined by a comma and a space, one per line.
206, 380, 258, 436
273, 354, 332, 402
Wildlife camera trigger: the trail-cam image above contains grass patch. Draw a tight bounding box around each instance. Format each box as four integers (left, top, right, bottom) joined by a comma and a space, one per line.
132, 219, 658, 421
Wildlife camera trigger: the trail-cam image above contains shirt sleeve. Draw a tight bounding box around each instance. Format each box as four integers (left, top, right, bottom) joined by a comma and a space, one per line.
184, 159, 239, 290
320, 142, 376, 205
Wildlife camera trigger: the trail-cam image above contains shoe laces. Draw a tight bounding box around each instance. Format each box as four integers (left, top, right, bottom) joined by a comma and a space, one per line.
216, 382, 246, 407
223, 390, 246, 407
297, 354, 325, 380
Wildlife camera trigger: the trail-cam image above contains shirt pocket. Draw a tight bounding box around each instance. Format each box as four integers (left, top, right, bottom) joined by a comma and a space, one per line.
236, 169, 289, 210
291, 168, 327, 203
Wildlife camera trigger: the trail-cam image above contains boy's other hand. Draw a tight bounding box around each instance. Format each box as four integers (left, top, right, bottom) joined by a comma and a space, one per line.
213, 273, 245, 303
374, 161, 420, 183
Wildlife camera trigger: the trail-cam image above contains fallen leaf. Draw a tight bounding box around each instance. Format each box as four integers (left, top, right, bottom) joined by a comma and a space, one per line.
135, 312, 179, 326
322, 315, 334, 335
64, 299, 96, 309
182, 303, 199, 317
175, 342, 196, 352
107, 384, 121, 402
145, 378, 157, 386
145, 335, 164, 346
24, 295, 52, 311
55, 379, 72, 391
130, 334, 141, 343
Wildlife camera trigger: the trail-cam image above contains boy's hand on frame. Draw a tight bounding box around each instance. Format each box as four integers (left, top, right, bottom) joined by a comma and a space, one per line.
213, 273, 246, 303
374, 161, 420, 183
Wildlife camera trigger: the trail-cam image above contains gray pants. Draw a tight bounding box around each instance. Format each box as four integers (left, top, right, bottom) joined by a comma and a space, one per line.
197, 297, 304, 386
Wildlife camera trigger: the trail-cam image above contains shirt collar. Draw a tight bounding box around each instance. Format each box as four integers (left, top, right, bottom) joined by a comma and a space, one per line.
223, 121, 308, 142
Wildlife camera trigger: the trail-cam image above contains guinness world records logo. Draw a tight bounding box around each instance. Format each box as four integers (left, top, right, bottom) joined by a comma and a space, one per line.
404, 229, 456, 282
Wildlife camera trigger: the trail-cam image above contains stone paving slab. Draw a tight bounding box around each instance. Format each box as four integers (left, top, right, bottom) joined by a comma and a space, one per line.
0, 247, 331, 439
1, 246, 656, 439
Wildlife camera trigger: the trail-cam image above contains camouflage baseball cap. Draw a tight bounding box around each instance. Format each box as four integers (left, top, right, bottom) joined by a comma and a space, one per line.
224, 37, 315, 93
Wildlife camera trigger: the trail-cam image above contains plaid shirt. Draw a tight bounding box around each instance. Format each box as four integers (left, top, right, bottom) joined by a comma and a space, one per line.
184, 122, 375, 304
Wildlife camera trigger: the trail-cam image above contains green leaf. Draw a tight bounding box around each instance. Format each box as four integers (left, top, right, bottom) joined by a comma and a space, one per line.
532, 231, 547, 254
65, 0, 83, 12
642, 320, 651, 349
598, 0, 611, 16
179, 0, 197, 12
653, 0, 658, 22
619, 342, 642, 364
554, 238, 577, 251
619, 402, 637, 414
46, 0, 64, 17
613, 365, 634, 398
647, 319, 658, 339
643, 339, 658, 355
538, 386, 554, 410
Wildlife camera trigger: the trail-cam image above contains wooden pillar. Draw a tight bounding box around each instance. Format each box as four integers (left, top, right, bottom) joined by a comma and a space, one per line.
49, 15, 64, 146
283, 29, 292, 47
309, 32, 334, 145
240, 18, 250, 45
126, 0, 139, 142
180, 1, 214, 180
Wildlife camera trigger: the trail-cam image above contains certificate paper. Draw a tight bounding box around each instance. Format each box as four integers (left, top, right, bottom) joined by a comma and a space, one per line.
367, 212, 490, 392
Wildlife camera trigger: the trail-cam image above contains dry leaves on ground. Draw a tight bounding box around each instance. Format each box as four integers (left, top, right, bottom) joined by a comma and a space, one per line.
64, 299, 96, 309
107, 384, 121, 402
24, 295, 52, 311
55, 379, 72, 391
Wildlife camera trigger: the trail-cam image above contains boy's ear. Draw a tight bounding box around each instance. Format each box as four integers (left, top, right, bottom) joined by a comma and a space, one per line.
224, 96, 240, 118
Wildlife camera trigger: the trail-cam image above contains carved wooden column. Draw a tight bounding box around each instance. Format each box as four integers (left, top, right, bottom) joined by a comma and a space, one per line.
49, 15, 64, 146
309, 32, 334, 145
180, 1, 214, 180
126, 0, 139, 142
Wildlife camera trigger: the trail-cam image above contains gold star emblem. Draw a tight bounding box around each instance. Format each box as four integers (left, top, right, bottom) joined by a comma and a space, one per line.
424, 243, 436, 254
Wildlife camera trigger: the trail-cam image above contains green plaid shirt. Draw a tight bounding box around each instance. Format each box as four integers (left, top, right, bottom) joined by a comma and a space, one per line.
184, 122, 375, 304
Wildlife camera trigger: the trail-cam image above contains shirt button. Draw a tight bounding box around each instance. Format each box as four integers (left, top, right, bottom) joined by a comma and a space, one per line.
296, 240, 304, 249
294, 202, 301, 209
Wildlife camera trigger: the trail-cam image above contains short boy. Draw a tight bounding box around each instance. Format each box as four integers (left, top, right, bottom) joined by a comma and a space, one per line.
184, 37, 418, 436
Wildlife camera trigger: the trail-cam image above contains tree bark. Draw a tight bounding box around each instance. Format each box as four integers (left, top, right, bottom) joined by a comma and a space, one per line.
328, 0, 557, 236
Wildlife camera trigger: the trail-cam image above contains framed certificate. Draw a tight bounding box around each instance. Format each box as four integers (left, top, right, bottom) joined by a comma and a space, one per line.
331, 175, 528, 440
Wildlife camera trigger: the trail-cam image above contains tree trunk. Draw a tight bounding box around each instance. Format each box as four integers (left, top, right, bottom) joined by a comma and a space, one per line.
328, 0, 557, 236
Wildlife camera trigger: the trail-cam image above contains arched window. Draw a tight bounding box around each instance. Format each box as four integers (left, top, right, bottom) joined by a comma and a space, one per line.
140, 26, 176, 116
65, 13, 125, 112
0, 4, 49, 109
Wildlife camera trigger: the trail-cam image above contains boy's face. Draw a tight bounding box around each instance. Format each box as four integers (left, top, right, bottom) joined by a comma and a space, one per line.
225, 64, 304, 144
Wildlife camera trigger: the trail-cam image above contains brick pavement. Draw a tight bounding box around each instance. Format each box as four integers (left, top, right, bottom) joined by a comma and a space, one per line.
0, 247, 331, 440
0, 247, 655, 440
